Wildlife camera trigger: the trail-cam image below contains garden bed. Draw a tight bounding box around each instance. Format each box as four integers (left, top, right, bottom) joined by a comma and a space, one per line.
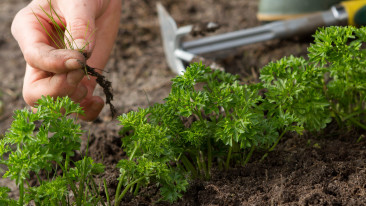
1, 0, 365, 205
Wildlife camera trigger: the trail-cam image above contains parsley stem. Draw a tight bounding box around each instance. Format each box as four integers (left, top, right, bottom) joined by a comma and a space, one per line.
196, 154, 203, 178
116, 176, 152, 205
269, 129, 287, 152
77, 157, 89, 206
199, 150, 209, 180
64, 155, 70, 176
103, 179, 111, 206
348, 117, 366, 130
180, 154, 198, 178
261, 129, 287, 162
225, 146, 232, 171
243, 145, 255, 167
342, 109, 365, 122
133, 181, 141, 195
129, 141, 139, 161
36, 174, 42, 184
114, 141, 139, 204
114, 173, 126, 206
194, 108, 203, 120
90, 177, 105, 206
58, 161, 78, 198
207, 139, 212, 178
19, 180, 24, 206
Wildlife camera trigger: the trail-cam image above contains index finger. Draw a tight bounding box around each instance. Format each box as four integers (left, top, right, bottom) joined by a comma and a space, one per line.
11, 5, 86, 73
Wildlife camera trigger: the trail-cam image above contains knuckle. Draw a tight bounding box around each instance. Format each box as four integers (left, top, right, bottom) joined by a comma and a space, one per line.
11, 9, 27, 37
22, 47, 36, 65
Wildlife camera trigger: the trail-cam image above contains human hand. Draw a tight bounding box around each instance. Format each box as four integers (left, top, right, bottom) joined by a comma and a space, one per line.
11, 0, 121, 121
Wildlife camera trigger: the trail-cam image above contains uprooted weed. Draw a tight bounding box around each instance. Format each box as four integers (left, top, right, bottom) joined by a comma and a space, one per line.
33, 0, 117, 118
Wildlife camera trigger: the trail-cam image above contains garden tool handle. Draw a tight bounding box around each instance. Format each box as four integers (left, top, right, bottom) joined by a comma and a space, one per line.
182, 7, 348, 55
181, 1, 366, 55
156, 1, 366, 74
273, 7, 347, 39
341, 0, 366, 25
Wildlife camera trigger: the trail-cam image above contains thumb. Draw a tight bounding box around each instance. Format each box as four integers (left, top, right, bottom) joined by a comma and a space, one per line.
61, 1, 99, 58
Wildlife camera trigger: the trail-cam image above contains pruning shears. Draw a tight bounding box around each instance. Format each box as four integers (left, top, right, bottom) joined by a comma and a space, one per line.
157, 0, 366, 74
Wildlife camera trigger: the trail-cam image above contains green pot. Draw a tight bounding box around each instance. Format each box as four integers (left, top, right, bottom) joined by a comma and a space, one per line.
258, 0, 343, 21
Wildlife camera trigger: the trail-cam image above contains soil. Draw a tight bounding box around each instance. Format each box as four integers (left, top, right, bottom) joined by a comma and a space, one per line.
1, 0, 366, 205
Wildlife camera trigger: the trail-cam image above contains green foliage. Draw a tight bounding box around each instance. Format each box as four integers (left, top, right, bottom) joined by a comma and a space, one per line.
25, 177, 68, 205
0, 96, 106, 206
117, 63, 279, 203
2, 25, 365, 205
309, 26, 366, 129
116, 106, 187, 205
0, 96, 83, 186
260, 56, 331, 132
0, 186, 17, 205
116, 26, 366, 204
115, 158, 187, 204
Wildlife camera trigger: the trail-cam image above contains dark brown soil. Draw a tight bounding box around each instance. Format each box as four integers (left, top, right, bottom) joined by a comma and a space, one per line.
1, 0, 366, 205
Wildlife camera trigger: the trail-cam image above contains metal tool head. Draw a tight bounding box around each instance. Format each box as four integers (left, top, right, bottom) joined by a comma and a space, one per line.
157, 3, 194, 75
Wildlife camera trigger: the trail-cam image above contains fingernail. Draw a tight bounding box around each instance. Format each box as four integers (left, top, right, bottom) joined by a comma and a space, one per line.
65, 59, 83, 70
67, 69, 85, 86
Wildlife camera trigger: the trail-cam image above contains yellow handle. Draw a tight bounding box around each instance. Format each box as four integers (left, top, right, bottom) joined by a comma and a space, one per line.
341, 0, 366, 25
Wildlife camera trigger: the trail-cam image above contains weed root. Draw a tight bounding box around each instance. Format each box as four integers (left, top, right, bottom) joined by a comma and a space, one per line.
80, 62, 117, 118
